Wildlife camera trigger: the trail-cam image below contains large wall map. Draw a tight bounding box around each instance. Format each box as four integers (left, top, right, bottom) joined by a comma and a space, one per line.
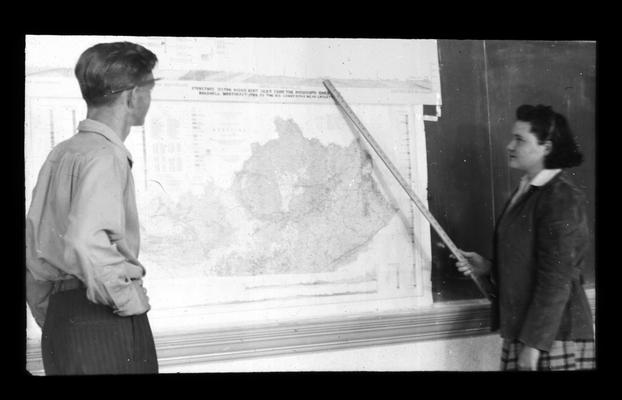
26, 37, 439, 333
140, 116, 396, 279
132, 99, 427, 314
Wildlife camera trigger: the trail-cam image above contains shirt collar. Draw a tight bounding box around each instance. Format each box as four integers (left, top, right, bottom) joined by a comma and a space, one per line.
77, 119, 133, 164
521, 168, 562, 188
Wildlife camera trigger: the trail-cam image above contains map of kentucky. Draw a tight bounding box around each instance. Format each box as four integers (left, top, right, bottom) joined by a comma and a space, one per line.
139, 116, 397, 277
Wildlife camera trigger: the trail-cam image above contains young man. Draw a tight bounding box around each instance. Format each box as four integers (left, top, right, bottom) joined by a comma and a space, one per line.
26, 41, 160, 374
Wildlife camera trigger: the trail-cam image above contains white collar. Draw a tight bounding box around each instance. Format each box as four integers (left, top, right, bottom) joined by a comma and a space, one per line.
521, 169, 562, 188
77, 119, 133, 163
509, 169, 561, 209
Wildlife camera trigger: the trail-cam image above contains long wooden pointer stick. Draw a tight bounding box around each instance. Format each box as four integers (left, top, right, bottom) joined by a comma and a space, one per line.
323, 80, 494, 300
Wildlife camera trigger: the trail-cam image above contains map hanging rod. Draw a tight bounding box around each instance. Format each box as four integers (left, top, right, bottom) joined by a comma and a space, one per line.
322, 79, 494, 300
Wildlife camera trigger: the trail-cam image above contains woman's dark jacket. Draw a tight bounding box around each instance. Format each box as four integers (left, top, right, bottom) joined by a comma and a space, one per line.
490, 171, 594, 352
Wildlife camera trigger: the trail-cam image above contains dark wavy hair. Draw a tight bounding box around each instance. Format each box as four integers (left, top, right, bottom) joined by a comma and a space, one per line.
74, 42, 158, 107
516, 104, 584, 168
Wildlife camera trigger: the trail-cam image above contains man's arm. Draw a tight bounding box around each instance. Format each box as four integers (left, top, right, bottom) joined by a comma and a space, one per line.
63, 150, 149, 316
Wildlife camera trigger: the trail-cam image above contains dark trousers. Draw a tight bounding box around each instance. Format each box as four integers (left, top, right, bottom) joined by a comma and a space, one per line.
41, 287, 158, 375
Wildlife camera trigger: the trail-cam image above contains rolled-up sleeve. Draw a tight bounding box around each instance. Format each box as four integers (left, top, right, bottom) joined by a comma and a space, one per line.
63, 150, 149, 316
519, 189, 588, 351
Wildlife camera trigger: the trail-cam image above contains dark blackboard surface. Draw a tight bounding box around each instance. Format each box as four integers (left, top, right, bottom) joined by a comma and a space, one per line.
427, 40, 493, 301
428, 40, 596, 302
485, 40, 596, 286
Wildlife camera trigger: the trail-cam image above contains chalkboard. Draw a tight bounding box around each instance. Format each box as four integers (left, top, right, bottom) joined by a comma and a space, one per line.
427, 40, 596, 302
485, 40, 596, 286
426, 40, 494, 301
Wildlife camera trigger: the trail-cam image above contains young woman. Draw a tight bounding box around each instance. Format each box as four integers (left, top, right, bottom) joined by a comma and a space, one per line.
456, 104, 595, 370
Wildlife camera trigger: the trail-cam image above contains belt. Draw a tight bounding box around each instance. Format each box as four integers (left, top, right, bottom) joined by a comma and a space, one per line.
52, 277, 85, 293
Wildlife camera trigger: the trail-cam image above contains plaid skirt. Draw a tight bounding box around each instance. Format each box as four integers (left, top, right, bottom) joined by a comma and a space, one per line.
500, 338, 595, 371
